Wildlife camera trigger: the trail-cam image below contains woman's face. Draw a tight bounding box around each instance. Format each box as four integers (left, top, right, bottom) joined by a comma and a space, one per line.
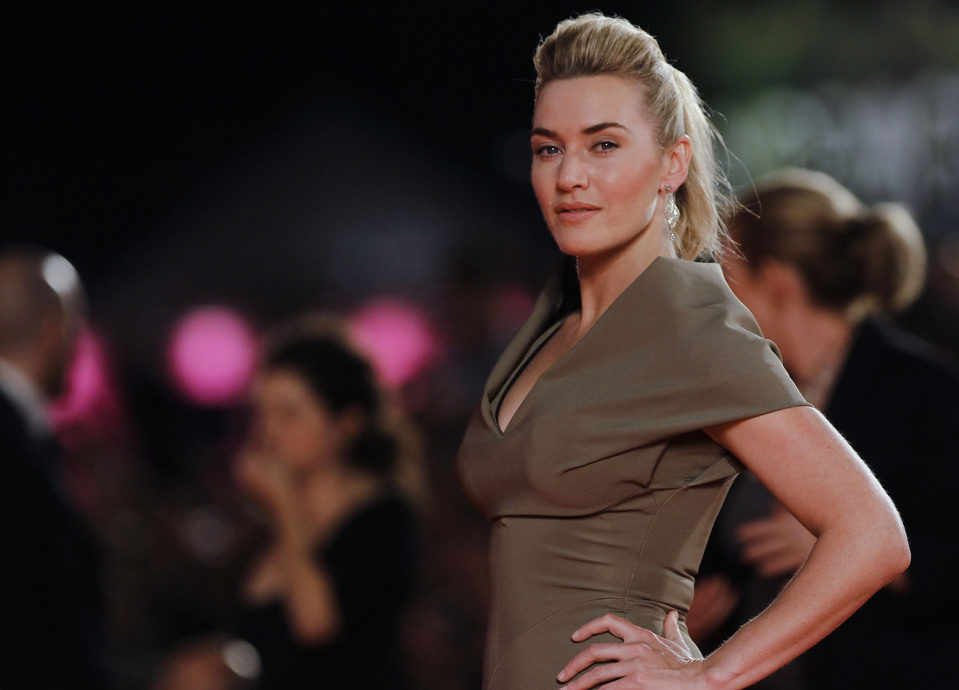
250, 368, 350, 473
530, 75, 686, 260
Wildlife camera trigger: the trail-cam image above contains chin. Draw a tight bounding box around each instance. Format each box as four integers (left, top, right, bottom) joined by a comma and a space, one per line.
552, 236, 623, 262
551, 233, 607, 258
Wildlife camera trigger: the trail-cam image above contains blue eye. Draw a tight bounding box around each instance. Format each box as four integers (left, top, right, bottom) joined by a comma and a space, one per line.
595, 140, 619, 151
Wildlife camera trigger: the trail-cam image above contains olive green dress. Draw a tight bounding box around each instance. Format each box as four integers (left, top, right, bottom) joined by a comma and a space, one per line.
457, 256, 809, 689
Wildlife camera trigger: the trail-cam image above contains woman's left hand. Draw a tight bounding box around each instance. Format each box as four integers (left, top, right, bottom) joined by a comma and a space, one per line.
557, 611, 708, 689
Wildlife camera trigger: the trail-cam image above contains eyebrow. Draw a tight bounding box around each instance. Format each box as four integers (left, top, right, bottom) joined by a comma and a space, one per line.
531, 122, 631, 138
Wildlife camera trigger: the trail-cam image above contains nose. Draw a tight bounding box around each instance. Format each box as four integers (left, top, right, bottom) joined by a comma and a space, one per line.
557, 151, 589, 191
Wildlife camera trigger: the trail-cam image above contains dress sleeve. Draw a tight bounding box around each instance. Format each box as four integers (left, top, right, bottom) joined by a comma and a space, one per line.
620, 259, 810, 438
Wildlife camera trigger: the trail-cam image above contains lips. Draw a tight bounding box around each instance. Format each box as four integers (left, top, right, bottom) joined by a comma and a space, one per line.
554, 201, 600, 222
555, 201, 600, 213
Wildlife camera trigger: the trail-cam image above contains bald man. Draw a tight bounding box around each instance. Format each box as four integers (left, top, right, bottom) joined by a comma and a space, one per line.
0, 247, 105, 688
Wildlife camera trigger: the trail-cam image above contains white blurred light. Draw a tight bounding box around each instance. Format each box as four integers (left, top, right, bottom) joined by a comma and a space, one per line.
41, 253, 80, 297
222, 639, 262, 680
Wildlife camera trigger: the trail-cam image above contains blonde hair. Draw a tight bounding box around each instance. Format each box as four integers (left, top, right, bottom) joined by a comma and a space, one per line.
533, 12, 733, 260
729, 168, 926, 319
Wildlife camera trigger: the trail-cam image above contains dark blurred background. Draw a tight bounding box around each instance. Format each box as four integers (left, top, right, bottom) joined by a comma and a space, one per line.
3, 1, 959, 688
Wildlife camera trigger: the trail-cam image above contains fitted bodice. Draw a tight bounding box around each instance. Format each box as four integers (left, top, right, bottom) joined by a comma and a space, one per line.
457, 256, 808, 688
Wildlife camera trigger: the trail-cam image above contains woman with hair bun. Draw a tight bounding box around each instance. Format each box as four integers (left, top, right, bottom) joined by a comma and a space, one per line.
693, 168, 959, 689
456, 14, 909, 690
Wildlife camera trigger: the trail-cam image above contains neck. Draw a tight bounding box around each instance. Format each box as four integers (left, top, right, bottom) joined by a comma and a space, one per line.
781, 309, 855, 407
574, 236, 676, 327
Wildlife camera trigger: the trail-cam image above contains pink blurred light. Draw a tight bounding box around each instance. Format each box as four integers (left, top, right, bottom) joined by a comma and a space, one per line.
49, 327, 112, 427
167, 306, 259, 406
347, 298, 440, 387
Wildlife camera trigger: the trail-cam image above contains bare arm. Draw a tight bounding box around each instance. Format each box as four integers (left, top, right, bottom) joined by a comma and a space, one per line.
235, 449, 342, 645
272, 498, 342, 645
699, 405, 909, 688
559, 405, 909, 690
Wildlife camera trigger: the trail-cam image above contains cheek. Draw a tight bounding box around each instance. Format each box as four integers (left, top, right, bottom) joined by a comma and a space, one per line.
531, 163, 553, 210
298, 418, 337, 453
264, 415, 324, 458
605, 164, 658, 220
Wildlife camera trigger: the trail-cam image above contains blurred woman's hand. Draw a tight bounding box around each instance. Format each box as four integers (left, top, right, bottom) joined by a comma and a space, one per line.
233, 444, 297, 516
687, 574, 740, 643
736, 502, 816, 577
153, 639, 233, 690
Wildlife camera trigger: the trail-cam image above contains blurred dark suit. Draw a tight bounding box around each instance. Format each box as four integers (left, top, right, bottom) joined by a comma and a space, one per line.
803, 318, 959, 689
0, 383, 104, 688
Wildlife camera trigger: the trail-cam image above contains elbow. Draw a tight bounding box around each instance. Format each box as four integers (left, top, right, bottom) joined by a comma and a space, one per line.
874, 514, 911, 582
887, 530, 911, 580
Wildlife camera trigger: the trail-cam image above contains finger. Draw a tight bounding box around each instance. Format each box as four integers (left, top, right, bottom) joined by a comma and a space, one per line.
571, 614, 660, 644
662, 611, 685, 647
755, 550, 805, 577
687, 585, 738, 641
739, 535, 790, 565
699, 581, 739, 621
558, 642, 641, 681
558, 659, 625, 689
596, 680, 644, 690
735, 518, 780, 543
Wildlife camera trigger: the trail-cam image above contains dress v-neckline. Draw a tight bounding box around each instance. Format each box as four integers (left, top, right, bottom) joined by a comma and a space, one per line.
489, 255, 671, 436
493, 317, 565, 434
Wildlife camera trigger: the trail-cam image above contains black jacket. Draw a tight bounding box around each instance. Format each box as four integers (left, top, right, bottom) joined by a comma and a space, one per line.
0, 388, 105, 689
805, 318, 959, 688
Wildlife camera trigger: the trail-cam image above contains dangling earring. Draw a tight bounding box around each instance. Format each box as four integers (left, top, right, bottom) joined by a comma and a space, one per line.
663, 184, 679, 242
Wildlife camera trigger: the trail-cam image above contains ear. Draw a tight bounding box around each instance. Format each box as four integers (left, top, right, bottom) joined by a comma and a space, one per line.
661, 134, 691, 191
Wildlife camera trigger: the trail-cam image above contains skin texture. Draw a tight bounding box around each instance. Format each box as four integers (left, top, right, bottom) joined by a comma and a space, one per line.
236, 368, 377, 644
529, 75, 683, 265
499, 75, 689, 432
0, 252, 83, 399
156, 367, 385, 689
736, 502, 818, 578
243, 369, 354, 480
721, 255, 855, 406
500, 75, 909, 689
557, 406, 909, 690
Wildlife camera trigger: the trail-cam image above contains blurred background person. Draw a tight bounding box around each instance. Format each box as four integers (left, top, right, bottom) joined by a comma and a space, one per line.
5, 5, 959, 688
0, 246, 106, 688
691, 168, 959, 689
156, 314, 420, 689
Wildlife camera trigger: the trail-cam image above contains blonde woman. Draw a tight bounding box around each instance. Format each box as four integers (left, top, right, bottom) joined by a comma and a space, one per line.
456, 14, 908, 689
